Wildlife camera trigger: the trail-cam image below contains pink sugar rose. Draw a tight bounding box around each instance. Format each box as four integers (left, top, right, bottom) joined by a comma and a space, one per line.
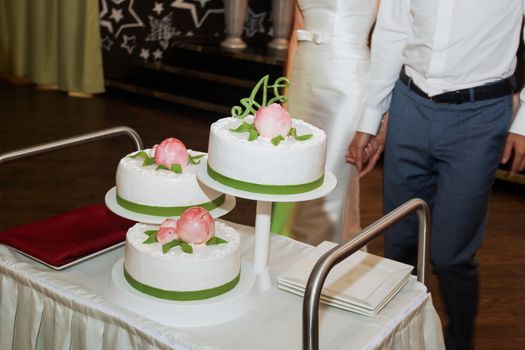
177, 207, 215, 244
160, 218, 178, 229
154, 138, 189, 170
254, 103, 292, 139
157, 227, 178, 245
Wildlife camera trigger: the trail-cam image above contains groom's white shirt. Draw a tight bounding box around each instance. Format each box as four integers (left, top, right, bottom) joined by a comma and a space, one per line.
358, 0, 525, 137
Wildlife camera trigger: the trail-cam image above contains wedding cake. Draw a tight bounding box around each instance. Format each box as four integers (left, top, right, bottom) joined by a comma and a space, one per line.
207, 76, 327, 194
116, 137, 225, 217
123, 207, 241, 300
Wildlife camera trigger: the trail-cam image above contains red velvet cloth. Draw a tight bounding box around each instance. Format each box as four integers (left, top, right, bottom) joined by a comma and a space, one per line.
0, 205, 134, 267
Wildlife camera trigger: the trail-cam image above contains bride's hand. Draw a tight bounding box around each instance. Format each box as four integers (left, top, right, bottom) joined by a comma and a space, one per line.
358, 114, 389, 177
346, 132, 373, 171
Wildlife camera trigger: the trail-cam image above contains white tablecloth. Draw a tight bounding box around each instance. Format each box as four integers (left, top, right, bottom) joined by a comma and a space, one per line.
0, 221, 445, 350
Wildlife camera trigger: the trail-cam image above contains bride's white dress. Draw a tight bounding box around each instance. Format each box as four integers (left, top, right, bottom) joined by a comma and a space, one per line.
287, 0, 378, 244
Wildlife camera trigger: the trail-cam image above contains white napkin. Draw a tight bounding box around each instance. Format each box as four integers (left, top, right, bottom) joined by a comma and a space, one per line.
277, 241, 413, 316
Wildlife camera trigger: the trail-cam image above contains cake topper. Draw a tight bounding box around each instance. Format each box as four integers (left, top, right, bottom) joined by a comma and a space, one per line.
230, 75, 313, 145
231, 75, 289, 119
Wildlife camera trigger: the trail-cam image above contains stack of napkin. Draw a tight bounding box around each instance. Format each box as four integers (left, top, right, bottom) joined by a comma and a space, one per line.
277, 241, 413, 316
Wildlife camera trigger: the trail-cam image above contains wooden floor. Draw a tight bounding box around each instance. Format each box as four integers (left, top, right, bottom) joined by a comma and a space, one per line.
1, 80, 524, 349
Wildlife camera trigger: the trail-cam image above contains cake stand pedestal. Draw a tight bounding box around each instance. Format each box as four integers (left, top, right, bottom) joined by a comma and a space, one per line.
254, 201, 272, 290
197, 161, 337, 291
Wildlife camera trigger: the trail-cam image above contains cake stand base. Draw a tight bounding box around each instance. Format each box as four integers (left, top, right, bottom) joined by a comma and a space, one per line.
105, 187, 236, 224
106, 258, 258, 327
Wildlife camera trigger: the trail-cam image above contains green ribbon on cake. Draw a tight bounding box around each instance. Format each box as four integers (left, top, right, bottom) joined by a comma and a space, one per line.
124, 268, 240, 301
207, 164, 324, 195
116, 194, 226, 216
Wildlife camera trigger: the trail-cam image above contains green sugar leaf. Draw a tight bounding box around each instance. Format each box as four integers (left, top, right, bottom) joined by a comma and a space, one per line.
129, 151, 149, 159
271, 135, 285, 146
188, 153, 205, 165
289, 127, 312, 141
206, 236, 228, 245
143, 236, 157, 244
248, 128, 260, 141
230, 121, 253, 133
230, 121, 260, 141
157, 164, 169, 171
162, 241, 173, 254
171, 164, 182, 174
143, 229, 158, 244
297, 134, 313, 141
180, 242, 193, 254
161, 240, 181, 254
142, 157, 155, 166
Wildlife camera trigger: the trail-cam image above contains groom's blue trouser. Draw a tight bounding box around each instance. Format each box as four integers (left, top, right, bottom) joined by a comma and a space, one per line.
383, 78, 512, 350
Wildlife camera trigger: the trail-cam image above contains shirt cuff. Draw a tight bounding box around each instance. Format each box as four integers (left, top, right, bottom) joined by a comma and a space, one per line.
356, 107, 383, 135
510, 108, 525, 136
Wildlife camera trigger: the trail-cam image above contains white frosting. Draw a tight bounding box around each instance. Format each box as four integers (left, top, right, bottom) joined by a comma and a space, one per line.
116, 150, 222, 207
124, 221, 241, 291
208, 116, 327, 185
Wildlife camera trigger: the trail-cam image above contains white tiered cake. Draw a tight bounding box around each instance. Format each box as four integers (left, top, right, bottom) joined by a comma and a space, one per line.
206, 76, 327, 195
115, 140, 225, 217
124, 220, 241, 300
208, 116, 326, 194
116, 149, 225, 215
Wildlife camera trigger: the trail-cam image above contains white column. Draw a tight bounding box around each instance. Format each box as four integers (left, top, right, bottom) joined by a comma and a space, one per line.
253, 201, 272, 290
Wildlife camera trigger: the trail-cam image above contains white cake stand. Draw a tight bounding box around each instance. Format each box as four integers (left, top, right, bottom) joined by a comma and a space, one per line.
107, 258, 258, 327
196, 160, 337, 290
104, 187, 236, 224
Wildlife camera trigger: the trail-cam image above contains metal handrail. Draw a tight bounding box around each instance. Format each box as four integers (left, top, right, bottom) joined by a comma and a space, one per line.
0, 126, 143, 165
302, 198, 431, 350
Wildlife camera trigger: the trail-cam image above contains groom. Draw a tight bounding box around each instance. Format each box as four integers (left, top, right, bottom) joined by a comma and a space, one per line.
347, 1, 525, 349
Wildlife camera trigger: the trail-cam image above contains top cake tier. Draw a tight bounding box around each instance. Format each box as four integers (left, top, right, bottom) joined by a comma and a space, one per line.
207, 116, 327, 194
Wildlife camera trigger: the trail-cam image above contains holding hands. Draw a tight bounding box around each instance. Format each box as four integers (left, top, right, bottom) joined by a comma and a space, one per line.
501, 93, 525, 177
346, 115, 389, 177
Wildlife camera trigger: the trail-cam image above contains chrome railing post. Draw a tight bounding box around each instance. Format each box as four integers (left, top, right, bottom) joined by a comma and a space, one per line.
302, 198, 431, 350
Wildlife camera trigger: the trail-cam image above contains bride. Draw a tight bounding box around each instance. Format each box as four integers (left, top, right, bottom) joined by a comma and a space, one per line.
272, 0, 379, 244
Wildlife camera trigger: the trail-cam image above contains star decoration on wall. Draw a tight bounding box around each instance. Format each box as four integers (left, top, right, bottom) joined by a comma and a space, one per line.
152, 2, 164, 15
146, 13, 177, 49
120, 34, 137, 54
153, 49, 163, 60
244, 8, 266, 37
171, 0, 224, 29
101, 36, 114, 51
99, 0, 144, 37
110, 8, 124, 23
194, 0, 212, 7
139, 48, 150, 60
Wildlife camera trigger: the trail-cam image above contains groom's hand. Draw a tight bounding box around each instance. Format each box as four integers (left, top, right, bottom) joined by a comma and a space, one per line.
346, 132, 373, 171
501, 132, 525, 176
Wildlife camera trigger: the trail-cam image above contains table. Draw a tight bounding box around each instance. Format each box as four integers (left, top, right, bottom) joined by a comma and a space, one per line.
0, 221, 445, 350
